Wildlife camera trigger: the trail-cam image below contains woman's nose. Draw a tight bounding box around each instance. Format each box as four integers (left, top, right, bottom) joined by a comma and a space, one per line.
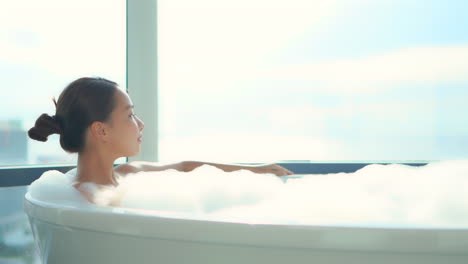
137, 117, 145, 131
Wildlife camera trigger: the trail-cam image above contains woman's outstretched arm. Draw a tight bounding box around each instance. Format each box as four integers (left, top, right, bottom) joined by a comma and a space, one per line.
183, 161, 294, 176
115, 161, 294, 176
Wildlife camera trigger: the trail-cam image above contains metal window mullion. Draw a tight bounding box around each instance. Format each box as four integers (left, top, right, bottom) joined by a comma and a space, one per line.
127, 0, 159, 162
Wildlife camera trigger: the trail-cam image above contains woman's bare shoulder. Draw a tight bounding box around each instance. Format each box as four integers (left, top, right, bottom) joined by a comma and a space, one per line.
114, 162, 141, 176
114, 161, 184, 175
72, 182, 95, 203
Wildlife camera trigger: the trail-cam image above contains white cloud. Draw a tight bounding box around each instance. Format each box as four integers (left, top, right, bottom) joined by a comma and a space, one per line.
0, 0, 125, 80
262, 45, 468, 92
264, 99, 436, 138
158, 0, 342, 84
159, 133, 346, 162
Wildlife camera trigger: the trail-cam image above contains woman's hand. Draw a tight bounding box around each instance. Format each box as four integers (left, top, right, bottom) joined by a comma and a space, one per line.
253, 163, 294, 176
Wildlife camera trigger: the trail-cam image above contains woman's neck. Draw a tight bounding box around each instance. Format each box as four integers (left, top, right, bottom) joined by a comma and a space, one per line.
76, 148, 117, 186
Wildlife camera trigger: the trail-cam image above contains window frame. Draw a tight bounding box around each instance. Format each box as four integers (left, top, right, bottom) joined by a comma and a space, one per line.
0, 163, 429, 188
0, 165, 75, 187
0, 0, 429, 188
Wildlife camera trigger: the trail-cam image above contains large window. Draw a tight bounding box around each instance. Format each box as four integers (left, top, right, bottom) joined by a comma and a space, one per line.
0, 0, 126, 167
158, 0, 468, 162
0, 1, 125, 262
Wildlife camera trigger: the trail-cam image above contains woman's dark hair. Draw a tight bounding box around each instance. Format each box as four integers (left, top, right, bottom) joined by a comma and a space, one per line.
28, 77, 118, 153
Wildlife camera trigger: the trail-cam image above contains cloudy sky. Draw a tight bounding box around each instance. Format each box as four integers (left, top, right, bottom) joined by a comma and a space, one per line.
158, 0, 468, 161
1, 0, 467, 163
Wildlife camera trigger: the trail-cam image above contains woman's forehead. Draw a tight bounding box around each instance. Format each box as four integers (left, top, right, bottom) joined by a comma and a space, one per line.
115, 90, 133, 109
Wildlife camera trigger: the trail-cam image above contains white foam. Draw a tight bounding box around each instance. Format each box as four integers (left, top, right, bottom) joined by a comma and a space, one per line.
109, 165, 284, 214
27, 160, 468, 228
28, 168, 89, 207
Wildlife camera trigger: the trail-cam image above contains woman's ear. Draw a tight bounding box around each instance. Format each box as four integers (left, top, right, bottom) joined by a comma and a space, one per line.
89, 121, 109, 141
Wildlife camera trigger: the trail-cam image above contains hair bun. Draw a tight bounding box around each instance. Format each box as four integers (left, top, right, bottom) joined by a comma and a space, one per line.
28, 113, 63, 142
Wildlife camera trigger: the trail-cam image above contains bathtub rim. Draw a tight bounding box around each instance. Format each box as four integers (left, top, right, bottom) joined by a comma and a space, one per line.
24, 192, 468, 255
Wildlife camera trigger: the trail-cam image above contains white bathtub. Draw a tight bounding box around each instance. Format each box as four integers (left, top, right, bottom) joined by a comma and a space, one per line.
24, 192, 468, 264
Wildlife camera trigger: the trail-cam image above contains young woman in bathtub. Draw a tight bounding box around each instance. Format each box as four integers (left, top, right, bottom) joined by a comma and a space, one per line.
28, 77, 293, 202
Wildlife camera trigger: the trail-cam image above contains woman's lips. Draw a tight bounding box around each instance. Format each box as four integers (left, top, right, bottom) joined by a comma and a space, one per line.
137, 135, 143, 142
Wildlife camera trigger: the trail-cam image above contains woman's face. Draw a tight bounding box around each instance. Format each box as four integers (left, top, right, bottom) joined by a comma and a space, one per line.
106, 89, 145, 157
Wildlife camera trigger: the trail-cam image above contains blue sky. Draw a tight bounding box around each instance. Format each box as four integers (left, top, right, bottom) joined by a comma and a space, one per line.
278, 0, 468, 64
1, 0, 468, 163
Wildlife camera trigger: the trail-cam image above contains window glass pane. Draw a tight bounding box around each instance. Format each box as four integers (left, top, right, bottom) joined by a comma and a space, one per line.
0, 0, 126, 166
159, 0, 468, 162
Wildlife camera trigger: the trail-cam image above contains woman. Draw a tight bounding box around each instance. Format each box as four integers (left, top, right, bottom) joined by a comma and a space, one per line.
28, 77, 293, 202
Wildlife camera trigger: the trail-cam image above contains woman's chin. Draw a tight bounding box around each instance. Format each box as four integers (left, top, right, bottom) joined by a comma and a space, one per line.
126, 148, 141, 157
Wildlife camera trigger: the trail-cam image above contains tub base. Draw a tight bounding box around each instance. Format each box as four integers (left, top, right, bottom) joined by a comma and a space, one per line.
29, 217, 467, 264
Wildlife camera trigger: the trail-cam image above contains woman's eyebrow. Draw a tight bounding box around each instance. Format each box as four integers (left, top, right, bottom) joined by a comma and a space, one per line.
125, 104, 134, 110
